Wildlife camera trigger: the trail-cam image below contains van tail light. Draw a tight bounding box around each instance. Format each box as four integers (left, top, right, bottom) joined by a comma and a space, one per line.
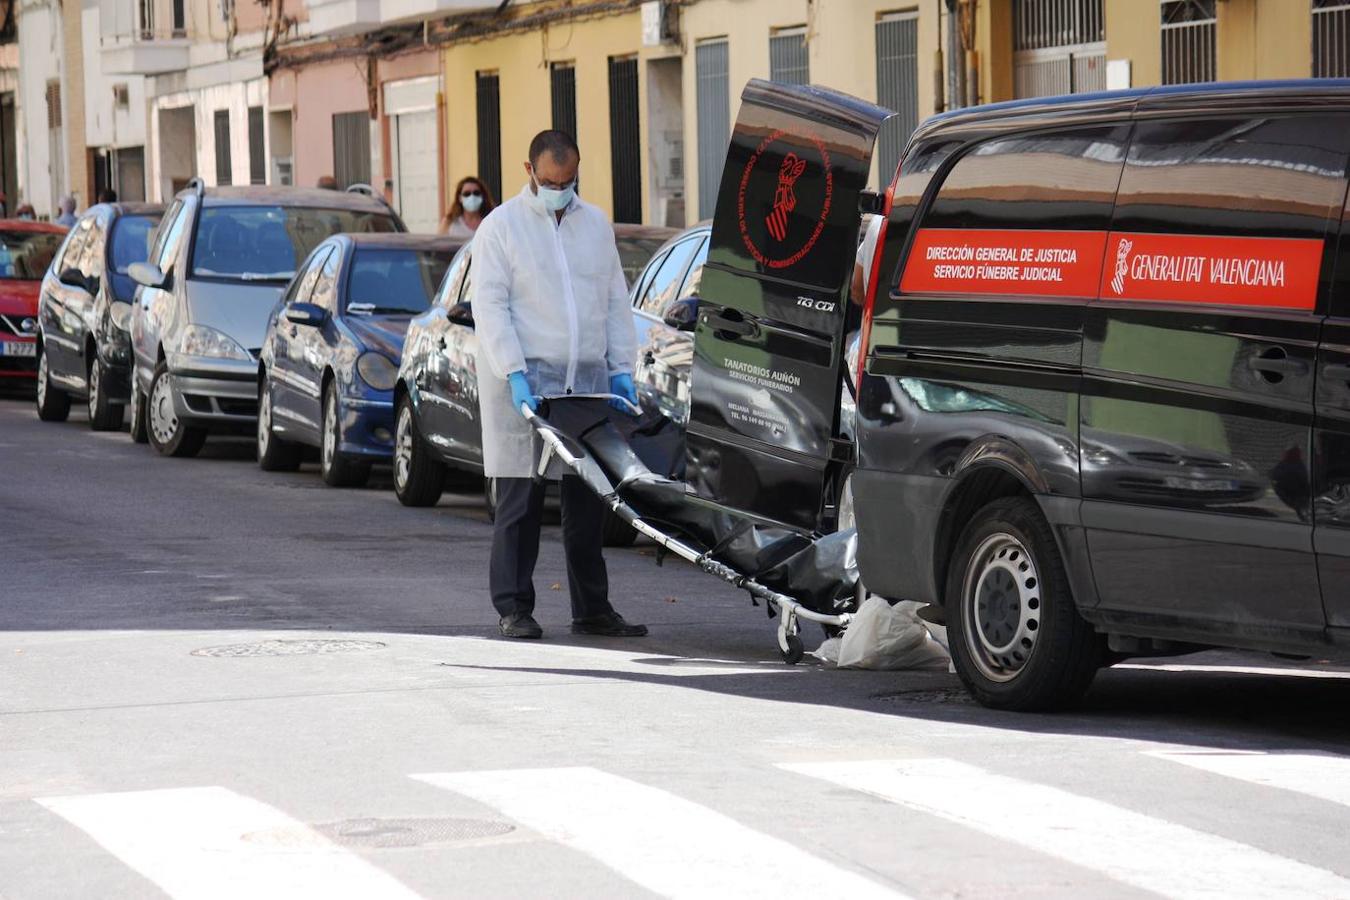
856, 182, 895, 391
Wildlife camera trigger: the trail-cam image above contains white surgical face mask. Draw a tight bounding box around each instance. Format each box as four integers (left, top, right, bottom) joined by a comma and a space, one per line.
461, 193, 483, 213
532, 175, 576, 213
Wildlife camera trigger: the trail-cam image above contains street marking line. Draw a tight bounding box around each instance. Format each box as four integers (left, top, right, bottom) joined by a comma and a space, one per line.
36, 786, 424, 900
779, 758, 1350, 900
1146, 750, 1350, 809
412, 767, 907, 900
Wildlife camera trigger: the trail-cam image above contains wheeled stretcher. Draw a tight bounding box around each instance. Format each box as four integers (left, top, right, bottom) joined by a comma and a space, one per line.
523, 395, 859, 663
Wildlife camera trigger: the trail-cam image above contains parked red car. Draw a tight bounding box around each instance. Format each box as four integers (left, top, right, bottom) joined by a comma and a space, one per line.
0, 220, 67, 387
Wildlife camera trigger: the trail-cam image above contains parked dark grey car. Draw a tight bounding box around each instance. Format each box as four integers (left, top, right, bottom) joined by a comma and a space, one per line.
34, 202, 163, 428
127, 181, 402, 456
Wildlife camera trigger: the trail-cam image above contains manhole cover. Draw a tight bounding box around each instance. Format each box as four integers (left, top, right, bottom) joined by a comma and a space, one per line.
872, 688, 973, 705
243, 817, 514, 849
191, 639, 386, 658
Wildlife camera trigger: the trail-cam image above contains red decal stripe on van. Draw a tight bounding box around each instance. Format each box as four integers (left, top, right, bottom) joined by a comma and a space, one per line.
900, 229, 1108, 298
1099, 232, 1323, 311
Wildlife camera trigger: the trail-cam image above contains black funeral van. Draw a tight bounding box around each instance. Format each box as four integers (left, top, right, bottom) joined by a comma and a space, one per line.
690, 78, 1350, 710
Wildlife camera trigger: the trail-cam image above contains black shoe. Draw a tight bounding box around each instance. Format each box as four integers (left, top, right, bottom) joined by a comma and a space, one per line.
499, 613, 543, 639
571, 612, 648, 637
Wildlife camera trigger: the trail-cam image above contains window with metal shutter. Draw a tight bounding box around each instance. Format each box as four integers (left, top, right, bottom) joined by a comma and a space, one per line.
332, 110, 370, 189
769, 26, 809, 85
214, 109, 232, 186
876, 11, 919, 187
45, 81, 61, 129
608, 55, 642, 224
476, 71, 502, 205
1012, 0, 1105, 97
247, 107, 265, 185
551, 62, 577, 140
1160, 0, 1216, 86
695, 39, 729, 220
1314, 1, 1350, 77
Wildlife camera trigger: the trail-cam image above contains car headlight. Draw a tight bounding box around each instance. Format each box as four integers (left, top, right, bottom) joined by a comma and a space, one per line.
357, 352, 398, 390
109, 301, 132, 332
179, 324, 251, 360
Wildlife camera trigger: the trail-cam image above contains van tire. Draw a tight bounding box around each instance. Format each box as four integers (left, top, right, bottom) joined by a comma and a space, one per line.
946, 496, 1101, 711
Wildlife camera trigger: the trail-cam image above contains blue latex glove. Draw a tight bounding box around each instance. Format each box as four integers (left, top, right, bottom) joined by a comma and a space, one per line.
609, 373, 639, 415
508, 371, 538, 415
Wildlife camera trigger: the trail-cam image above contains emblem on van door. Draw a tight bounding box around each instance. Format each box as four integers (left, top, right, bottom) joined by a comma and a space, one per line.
1110, 237, 1133, 296
736, 129, 834, 270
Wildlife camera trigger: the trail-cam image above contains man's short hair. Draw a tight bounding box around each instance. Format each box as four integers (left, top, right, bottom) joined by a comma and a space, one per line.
528, 130, 580, 167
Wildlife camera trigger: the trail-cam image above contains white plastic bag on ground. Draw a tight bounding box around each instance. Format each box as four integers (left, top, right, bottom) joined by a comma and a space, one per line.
811, 635, 841, 664
835, 597, 951, 670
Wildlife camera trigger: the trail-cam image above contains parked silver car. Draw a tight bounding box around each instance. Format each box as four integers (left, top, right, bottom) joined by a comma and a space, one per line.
127, 181, 402, 456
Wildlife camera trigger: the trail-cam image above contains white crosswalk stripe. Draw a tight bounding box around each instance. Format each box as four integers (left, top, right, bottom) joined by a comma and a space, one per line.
36, 786, 424, 900
412, 766, 908, 900
779, 758, 1350, 900
1146, 749, 1350, 809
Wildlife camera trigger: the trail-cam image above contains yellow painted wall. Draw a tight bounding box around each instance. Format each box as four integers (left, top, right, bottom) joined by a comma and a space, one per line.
1104, 0, 1161, 88
440, 6, 644, 221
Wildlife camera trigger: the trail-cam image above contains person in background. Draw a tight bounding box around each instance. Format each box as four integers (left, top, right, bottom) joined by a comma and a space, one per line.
97, 188, 117, 204
15, 202, 35, 220
471, 130, 646, 641
54, 195, 78, 227
440, 176, 495, 240
317, 175, 338, 190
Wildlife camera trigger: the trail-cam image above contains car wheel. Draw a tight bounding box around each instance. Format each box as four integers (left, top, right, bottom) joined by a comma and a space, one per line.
87, 356, 124, 431
146, 360, 206, 457
600, 508, 637, 547
320, 383, 370, 488
128, 369, 149, 444
946, 496, 1102, 711
34, 344, 71, 422
393, 395, 444, 506
256, 375, 301, 471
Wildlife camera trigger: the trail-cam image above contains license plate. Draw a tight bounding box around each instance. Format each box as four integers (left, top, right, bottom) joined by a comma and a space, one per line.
1, 341, 35, 358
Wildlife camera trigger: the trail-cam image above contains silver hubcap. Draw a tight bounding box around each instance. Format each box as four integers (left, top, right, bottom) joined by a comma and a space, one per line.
258, 385, 272, 453
149, 372, 178, 446
394, 405, 413, 490
323, 393, 337, 471
962, 532, 1042, 683
88, 361, 100, 416
36, 351, 47, 407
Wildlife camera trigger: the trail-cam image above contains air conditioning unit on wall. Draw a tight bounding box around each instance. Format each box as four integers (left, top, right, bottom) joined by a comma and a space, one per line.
641, 1, 679, 47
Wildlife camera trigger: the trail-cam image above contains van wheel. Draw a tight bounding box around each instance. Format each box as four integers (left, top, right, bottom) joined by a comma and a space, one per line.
128, 373, 149, 444
393, 395, 443, 506
147, 360, 206, 457
946, 496, 1101, 711
87, 357, 124, 431
320, 383, 370, 487
256, 376, 301, 471
35, 345, 70, 422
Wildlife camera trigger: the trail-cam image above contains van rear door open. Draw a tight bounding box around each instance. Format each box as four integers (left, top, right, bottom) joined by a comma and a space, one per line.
686, 80, 889, 532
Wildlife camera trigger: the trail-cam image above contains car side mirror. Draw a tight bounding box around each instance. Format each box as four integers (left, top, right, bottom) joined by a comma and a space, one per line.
59, 267, 88, 291
128, 261, 168, 290
447, 302, 475, 328
662, 296, 699, 332
284, 302, 326, 328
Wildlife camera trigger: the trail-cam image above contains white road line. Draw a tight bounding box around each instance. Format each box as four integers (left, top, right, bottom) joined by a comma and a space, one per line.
37, 786, 423, 900
1116, 662, 1350, 680
779, 758, 1350, 900
412, 767, 906, 900
1146, 749, 1350, 809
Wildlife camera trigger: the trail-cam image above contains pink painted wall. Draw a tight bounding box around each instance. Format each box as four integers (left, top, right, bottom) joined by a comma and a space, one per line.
279, 58, 371, 189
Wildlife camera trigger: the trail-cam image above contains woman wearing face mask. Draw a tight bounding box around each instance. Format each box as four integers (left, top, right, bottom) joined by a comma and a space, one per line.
440, 176, 496, 239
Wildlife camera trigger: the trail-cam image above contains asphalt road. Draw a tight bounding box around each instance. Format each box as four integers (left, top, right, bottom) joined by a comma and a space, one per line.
4, 392, 1350, 899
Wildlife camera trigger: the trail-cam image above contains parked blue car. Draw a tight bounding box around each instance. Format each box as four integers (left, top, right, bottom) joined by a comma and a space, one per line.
255, 233, 461, 486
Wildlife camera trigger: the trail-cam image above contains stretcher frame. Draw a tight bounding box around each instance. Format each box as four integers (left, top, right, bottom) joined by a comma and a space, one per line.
522, 396, 853, 663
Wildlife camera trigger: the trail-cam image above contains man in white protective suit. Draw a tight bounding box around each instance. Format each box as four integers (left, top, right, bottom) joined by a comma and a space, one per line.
471, 129, 649, 640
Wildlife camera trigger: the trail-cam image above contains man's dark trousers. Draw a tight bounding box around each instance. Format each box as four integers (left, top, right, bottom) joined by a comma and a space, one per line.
489, 475, 618, 620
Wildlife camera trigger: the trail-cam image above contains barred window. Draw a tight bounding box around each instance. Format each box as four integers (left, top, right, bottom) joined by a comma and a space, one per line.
769, 26, 809, 86
1161, 0, 1216, 86
1013, 1, 1105, 99
1013, 0, 1103, 51
1314, 0, 1350, 78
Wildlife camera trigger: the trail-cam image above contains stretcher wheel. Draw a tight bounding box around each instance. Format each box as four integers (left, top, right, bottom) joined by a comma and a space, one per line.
781, 633, 805, 665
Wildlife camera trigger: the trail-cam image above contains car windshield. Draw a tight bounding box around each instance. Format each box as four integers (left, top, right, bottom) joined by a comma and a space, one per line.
616, 237, 673, 288
0, 230, 64, 280
191, 206, 397, 282
109, 214, 161, 274
346, 247, 456, 315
